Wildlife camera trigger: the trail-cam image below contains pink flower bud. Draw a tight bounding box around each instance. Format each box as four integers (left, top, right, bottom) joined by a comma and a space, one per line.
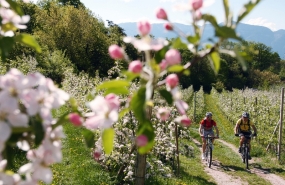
194, 10, 202, 20
181, 117, 192, 127
159, 59, 168, 71
191, 0, 203, 10
164, 23, 173, 31
137, 20, 151, 36
105, 93, 120, 110
175, 115, 192, 127
136, 135, 148, 147
26, 150, 36, 161
165, 49, 181, 65
68, 113, 83, 126
108, 45, 124, 60
166, 74, 179, 89
175, 99, 189, 115
156, 8, 168, 20
156, 107, 170, 121
128, 60, 143, 74
93, 150, 101, 161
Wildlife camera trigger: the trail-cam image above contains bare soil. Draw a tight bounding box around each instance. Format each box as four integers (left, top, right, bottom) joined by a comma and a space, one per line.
192, 138, 248, 185
191, 138, 285, 185
217, 139, 285, 185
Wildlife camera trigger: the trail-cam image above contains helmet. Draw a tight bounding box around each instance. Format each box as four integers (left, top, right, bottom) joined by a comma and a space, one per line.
206, 112, 212, 117
242, 112, 250, 118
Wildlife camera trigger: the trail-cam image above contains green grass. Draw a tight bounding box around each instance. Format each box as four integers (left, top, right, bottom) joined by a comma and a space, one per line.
47, 93, 285, 184
143, 137, 216, 185
50, 122, 111, 185
202, 93, 285, 182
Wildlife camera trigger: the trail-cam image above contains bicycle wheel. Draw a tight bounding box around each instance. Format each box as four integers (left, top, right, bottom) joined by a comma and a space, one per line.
245, 146, 249, 169
206, 145, 212, 168
241, 146, 245, 163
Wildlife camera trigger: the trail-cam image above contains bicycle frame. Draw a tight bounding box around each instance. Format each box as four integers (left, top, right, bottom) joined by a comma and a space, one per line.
239, 134, 252, 169
202, 135, 217, 168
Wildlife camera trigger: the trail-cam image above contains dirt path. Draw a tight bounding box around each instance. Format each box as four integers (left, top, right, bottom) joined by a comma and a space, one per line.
192, 138, 248, 185
217, 139, 285, 185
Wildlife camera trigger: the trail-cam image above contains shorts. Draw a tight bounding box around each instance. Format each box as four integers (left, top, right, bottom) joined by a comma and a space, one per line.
239, 131, 252, 138
202, 129, 214, 137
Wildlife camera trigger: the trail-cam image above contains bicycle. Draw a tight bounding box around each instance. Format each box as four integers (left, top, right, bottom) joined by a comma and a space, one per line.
235, 133, 253, 169
203, 135, 218, 168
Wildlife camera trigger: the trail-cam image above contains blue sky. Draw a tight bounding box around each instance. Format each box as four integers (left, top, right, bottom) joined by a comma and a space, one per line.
80, 0, 285, 31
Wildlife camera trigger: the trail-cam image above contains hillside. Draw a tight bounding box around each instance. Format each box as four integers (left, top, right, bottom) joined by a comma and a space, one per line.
118, 22, 285, 59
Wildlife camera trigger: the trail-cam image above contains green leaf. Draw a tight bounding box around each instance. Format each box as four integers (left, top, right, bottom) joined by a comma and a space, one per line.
171, 38, 188, 49
6, 0, 24, 16
207, 51, 220, 74
82, 129, 95, 148
214, 26, 242, 41
167, 65, 184, 73
222, 0, 230, 23
234, 49, 247, 71
187, 35, 200, 44
86, 92, 95, 102
97, 80, 130, 90
11, 127, 31, 134
130, 87, 146, 122
52, 112, 70, 129
202, 14, 219, 28
154, 46, 169, 64
69, 97, 78, 111
237, 0, 261, 24
137, 120, 155, 154
102, 128, 114, 154
14, 34, 42, 53
0, 37, 15, 59
104, 87, 129, 95
183, 69, 190, 76
122, 70, 140, 81
33, 121, 45, 146
119, 108, 130, 119
159, 89, 173, 105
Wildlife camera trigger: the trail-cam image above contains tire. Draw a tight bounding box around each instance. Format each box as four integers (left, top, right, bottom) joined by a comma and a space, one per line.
245, 146, 249, 169
207, 145, 212, 168
241, 145, 245, 163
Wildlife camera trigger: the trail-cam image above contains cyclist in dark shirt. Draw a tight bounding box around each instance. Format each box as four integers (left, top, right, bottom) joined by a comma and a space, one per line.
234, 112, 257, 160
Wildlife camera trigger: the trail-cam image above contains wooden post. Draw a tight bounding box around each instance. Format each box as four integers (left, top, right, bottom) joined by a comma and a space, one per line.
175, 123, 180, 176
193, 92, 196, 122
266, 120, 280, 151
255, 97, 257, 105
278, 88, 284, 161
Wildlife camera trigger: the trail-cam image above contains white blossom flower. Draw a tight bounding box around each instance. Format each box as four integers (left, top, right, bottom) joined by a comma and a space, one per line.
123, 36, 168, 51
84, 95, 119, 130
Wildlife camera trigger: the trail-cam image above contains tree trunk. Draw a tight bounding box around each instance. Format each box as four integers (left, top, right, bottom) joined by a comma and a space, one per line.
134, 153, 147, 185
134, 104, 152, 184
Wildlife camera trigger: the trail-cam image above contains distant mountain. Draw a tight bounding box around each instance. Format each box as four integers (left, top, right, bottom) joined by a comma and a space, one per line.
118, 22, 285, 59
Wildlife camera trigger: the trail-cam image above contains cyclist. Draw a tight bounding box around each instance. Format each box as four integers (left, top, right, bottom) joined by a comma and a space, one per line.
234, 112, 257, 160
199, 112, 219, 160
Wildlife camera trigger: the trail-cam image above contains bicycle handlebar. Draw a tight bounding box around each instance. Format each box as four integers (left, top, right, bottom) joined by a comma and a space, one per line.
201, 136, 219, 139
235, 133, 255, 138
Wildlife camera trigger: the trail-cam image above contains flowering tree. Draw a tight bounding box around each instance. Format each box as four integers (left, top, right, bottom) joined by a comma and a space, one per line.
0, 1, 78, 184
78, 0, 261, 184
0, 0, 262, 184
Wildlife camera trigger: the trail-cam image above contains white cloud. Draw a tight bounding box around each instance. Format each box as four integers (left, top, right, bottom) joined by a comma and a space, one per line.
246, 17, 277, 31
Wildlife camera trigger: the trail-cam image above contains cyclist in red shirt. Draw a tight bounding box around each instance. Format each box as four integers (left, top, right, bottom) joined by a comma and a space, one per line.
199, 112, 219, 160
